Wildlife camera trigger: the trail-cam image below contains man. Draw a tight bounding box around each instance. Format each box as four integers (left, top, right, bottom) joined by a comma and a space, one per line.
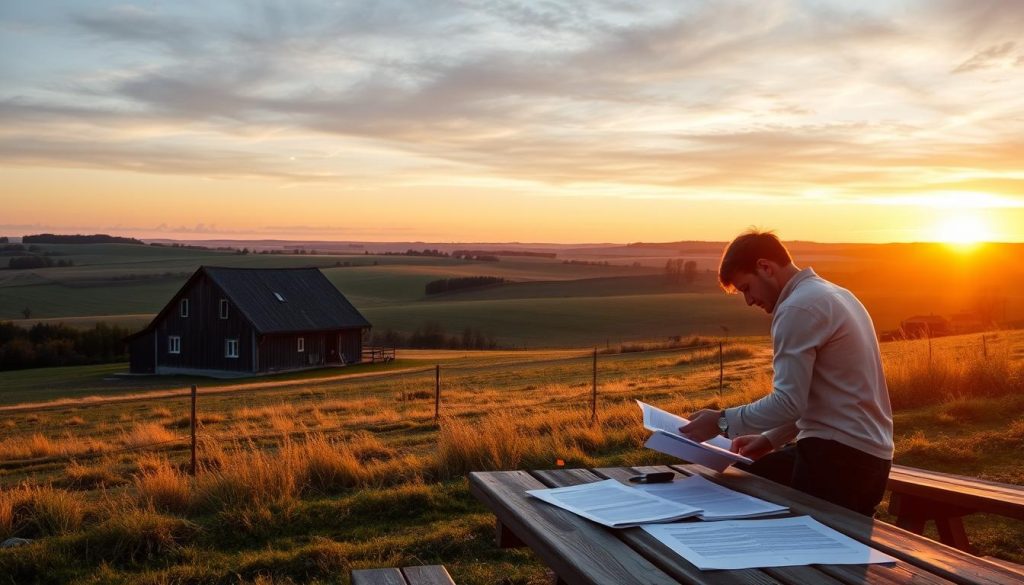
679, 230, 893, 516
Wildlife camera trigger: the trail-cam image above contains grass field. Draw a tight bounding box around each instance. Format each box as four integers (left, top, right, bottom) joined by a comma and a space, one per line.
1, 330, 1022, 584
3, 242, 1023, 349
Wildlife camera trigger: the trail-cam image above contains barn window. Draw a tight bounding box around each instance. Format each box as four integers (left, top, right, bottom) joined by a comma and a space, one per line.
180, 298, 189, 318
168, 336, 181, 354
219, 299, 229, 319
225, 338, 239, 358
297, 337, 304, 352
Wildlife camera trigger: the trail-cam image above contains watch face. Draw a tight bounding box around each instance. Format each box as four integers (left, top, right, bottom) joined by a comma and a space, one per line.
718, 416, 728, 432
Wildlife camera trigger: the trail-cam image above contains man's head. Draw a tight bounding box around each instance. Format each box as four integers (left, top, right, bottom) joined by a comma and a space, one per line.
718, 230, 796, 314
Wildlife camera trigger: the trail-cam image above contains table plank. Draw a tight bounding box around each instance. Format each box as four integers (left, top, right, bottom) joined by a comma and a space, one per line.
611, 466, 959, 585
532, 467, 789, 585
468, 470, 680, 585
671, 464, 1021, 585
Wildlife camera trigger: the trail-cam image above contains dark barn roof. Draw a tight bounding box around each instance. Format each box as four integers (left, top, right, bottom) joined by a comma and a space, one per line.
130, 266, 370, 339
204, 267, 371, 334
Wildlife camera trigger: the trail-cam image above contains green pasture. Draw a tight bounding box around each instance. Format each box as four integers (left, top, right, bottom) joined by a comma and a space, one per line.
364, 293, 770, 347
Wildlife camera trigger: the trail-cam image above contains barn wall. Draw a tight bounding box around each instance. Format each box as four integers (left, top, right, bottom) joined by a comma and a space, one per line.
155, 274, 254, 373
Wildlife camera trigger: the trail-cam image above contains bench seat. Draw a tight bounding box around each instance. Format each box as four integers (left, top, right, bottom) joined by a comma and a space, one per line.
887, 464, 1024, 554
351, 565, 455, 585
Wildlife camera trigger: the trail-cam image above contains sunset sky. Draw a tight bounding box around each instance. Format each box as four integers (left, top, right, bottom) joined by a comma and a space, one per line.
1, 1, 1022, 243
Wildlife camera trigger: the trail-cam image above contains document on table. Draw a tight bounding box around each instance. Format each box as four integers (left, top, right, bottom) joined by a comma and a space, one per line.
637, 401, 753, 472
526, 479, 702, 528
642, 516, 898, 570
634, 475, 788, 520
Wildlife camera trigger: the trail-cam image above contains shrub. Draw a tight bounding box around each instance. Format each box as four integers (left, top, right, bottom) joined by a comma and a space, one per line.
65, 460, 122, 490
134, 459, 194, 514
77, 508, 198, 565
0, 485, 85, 539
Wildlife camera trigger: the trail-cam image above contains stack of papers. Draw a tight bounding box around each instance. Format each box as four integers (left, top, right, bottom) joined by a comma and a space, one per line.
526, 479, 702, 528
642, 516, 898, 570
527, 475, 786, 527
634, 475, 788, 520
638, 401, 752, 472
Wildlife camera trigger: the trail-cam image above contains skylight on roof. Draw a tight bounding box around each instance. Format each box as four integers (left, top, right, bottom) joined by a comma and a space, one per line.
274, 292, 286, 302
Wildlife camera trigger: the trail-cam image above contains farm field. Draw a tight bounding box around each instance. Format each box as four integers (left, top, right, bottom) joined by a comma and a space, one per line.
3, 241, 1023, 349
1, 330, 1022, 584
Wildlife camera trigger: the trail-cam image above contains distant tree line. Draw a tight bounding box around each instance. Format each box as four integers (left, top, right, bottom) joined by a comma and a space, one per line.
1, 244, 29, 254
23, 233, 145, 245
8, 255, 75, 269
452, 249, 556, 259
455, 253, 499, 262
371, 321, 498, 350
382, 249, 449, 257
664, 259, 698, 284
0, 321, 131, 371
424, 276, 507, 295
0, 236, 8, 243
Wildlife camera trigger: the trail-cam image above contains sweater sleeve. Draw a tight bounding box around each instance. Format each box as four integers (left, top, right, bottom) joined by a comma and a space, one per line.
724, 305, 828, 436
762, 423, 799, 448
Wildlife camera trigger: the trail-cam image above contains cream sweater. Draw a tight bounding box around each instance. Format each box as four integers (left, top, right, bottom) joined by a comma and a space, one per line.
723, 268, 894, 460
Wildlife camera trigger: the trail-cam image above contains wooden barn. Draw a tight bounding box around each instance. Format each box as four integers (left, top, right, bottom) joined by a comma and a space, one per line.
127, 266, 371, 377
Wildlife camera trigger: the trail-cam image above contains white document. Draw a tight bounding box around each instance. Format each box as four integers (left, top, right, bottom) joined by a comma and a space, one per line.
526, 479, 702, 528
637, 401, 752, 472
634, 475, 788, 520
642, 516, 898, 570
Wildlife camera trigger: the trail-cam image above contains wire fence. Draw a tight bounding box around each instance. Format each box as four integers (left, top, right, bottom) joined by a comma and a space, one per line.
0, 332, 1009, 474
0, 341, 734, 471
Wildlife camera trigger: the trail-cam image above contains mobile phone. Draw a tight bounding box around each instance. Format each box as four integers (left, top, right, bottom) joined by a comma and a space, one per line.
628, 471, 675, 484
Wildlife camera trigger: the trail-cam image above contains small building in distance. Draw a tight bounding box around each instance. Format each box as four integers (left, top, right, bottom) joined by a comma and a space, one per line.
127, 266, 370, 377
899, 314, 951, 339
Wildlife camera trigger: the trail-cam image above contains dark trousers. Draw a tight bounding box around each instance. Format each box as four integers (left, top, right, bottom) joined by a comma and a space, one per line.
737, 437, 891, 516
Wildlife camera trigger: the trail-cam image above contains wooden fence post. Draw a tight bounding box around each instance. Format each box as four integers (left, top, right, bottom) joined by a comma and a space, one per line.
591, 348, 598, 424
190, 384, 197, 477
434, 364, 441, 421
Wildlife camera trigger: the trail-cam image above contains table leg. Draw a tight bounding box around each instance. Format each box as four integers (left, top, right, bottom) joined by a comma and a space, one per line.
495, 519, 525, 549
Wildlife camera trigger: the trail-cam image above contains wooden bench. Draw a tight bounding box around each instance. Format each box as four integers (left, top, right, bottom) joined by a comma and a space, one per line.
350, 565, 455, 585
887, 464, 1024, 555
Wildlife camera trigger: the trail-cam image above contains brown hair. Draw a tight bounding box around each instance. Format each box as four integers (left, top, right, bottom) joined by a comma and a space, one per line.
718, 229, 792, 291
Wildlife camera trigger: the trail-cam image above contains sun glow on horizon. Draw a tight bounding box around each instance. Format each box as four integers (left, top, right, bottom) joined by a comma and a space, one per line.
930, 213, 992, 250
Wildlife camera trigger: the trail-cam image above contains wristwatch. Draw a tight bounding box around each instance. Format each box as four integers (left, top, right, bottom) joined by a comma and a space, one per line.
717, 410, 729, 437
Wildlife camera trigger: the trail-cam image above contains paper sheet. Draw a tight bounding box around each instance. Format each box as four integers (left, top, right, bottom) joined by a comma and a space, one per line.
634, 475, 788, 520
637, 401, 752, 471
526, 479, 702, 528
642, 516, 898, 570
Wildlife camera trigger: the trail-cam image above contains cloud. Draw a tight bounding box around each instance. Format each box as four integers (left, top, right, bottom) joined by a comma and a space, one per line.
1, 0, 1023, 211
952, 41, 1018, 73
73, 5, 201, 54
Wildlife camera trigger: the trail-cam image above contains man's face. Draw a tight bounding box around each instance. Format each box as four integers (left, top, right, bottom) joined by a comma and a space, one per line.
731, 267, 782, 314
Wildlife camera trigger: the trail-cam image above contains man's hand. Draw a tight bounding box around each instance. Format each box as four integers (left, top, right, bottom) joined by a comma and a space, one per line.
730, 434, 774, 460
678, 409, 721, 443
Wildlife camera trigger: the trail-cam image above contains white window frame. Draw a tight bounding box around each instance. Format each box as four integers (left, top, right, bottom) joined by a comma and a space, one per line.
297, 337, 305, 352
180, 298, 189, 318
168, 336, 181, 354
225, 338, 239, 359
219, 299, 229, 319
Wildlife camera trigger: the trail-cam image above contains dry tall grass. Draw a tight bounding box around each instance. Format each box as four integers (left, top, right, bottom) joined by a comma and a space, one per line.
120, 423, 177, 449
885, 343, 1023, 409
0, 484, 85, 539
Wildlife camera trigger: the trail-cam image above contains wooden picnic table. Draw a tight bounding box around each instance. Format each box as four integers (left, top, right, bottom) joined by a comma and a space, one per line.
469, 464, 1024, 585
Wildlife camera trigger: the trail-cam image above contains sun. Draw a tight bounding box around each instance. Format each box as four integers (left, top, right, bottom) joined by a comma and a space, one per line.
930, 214, 990, 249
